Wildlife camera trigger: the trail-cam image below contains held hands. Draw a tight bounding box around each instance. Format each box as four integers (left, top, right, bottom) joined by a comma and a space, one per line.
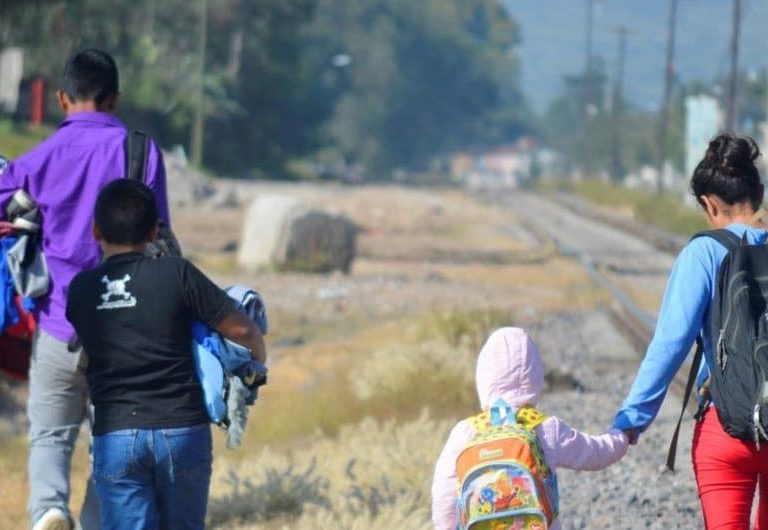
623, 428, 640, 445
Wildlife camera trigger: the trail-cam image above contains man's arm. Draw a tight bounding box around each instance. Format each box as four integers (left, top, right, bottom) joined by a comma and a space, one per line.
215, 310, 267, 363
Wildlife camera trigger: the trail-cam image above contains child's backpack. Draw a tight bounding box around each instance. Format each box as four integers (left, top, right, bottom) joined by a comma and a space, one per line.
668, 229, 768, 470
456, 399, 558, 530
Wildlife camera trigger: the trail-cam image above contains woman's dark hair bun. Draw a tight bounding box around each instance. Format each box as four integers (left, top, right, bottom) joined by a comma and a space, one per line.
691, 133, 764, 211
705, 134, 760, 169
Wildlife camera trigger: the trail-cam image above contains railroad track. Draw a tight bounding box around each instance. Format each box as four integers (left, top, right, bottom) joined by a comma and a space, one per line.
497, 190, 697, 402
553, 235, 701, 400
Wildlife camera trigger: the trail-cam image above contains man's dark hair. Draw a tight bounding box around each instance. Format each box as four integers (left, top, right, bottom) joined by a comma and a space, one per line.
62, 49, 119, 105
95, 179, 158, 245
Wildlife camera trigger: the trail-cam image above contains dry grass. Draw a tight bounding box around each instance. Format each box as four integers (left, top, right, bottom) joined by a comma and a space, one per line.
547, 179, 707, 236
232, 307, 501, 447
0, 433, 91, 530
207, 412, 452, 529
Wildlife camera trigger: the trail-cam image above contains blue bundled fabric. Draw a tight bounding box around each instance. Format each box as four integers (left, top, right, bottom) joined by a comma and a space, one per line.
192, 285, 268, 444
0, 236, 21, 331
0, 235, 35, 331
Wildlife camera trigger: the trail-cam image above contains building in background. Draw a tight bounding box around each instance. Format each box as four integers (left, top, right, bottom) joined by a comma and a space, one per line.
685, 95, 722, 185
451, 138, 563, 190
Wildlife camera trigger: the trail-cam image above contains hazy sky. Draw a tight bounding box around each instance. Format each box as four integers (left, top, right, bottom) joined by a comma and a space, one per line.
503, 0, 768, 113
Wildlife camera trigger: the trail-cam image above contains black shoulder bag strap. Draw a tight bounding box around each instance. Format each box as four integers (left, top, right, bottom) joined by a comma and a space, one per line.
125, 130, 182, 258
690, 228, 741, 251
125, 130, 150, 182
665, 338, 704, 472
665, 229, 740, 471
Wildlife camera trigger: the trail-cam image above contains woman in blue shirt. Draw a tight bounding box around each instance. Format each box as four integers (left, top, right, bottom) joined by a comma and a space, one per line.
614, 133, 768, 528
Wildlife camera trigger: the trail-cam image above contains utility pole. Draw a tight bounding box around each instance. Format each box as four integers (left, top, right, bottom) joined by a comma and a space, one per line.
190, 0, 208, 167
656, 0, 678, 195
583, 0, 595, 178
724, 0, 741, 131
610, 27, 627, 184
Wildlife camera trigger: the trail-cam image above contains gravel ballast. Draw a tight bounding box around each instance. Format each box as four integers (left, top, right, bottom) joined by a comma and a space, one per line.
532, 310, 701, 529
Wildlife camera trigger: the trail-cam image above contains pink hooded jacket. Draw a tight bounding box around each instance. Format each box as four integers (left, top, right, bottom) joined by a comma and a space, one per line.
431, 327, 628, 530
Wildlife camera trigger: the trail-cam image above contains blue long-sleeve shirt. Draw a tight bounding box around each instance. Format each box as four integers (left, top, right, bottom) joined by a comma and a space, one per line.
613, 223, 768, 432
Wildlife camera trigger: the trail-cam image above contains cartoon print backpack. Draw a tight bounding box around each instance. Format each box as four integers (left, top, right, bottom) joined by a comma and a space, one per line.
456, 399, 559, 530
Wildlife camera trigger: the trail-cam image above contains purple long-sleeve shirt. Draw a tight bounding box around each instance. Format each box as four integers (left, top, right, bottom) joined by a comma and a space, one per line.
0, 112, 169, 341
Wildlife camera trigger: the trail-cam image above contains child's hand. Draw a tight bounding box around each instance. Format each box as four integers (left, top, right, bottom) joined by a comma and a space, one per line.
623, 428, 640, 445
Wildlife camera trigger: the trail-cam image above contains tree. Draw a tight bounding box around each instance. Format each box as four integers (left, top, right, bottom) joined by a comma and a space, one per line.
0, 0, 530, 179
542, 58, 661, 179
304, 0, 529, 176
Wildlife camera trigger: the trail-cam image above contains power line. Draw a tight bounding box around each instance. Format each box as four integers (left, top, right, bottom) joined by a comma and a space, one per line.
190, 0, 208, 167
610, 26, 628, 183
657, 0, 678, 195
583, 0, 595, 177
724, 0, 741, 131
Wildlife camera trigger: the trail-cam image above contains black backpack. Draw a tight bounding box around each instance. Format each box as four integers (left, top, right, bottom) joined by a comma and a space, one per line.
667, 228, 768, 470
125, 130, 182, 258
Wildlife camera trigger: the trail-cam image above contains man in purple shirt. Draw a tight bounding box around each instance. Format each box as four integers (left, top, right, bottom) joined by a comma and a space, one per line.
0, 49, 169, 530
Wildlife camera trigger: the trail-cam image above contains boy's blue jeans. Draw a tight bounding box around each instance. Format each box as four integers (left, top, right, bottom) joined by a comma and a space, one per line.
92, 424, 212, 530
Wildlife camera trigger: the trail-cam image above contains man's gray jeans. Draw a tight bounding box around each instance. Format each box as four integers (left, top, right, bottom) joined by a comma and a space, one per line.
28, 329, 99, 529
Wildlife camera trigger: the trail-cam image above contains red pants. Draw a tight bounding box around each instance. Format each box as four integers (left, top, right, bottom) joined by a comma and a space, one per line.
693, 407, 768, 529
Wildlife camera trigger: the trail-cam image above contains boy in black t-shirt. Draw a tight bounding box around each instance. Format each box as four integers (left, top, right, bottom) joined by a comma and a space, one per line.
66, 179, 266, 530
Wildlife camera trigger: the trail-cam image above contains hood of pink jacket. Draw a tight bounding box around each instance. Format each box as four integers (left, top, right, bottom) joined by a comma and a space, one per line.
476, 327, 543, 409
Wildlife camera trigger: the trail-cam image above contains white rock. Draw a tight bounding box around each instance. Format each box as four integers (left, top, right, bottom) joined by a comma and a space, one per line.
238, 194, 357, 273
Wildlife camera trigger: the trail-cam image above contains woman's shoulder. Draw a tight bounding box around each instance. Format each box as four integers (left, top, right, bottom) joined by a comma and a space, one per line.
674, 233, 728, 274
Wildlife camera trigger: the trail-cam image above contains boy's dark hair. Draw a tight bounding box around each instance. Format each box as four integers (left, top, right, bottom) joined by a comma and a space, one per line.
691, 133, 764, 211
95, 179, 158, 245
63, 49, 119, 105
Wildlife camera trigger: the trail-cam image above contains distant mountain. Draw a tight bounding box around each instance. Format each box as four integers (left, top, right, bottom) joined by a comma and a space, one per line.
502, 0, 768, 113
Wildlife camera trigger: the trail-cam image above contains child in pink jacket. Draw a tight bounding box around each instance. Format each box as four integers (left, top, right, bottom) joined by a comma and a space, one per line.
431, 327, 628, 530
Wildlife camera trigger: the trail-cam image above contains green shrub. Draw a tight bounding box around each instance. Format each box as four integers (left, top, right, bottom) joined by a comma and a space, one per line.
418, 307, 512, 350
0, 120, 52, 159
556, 180, 706, 236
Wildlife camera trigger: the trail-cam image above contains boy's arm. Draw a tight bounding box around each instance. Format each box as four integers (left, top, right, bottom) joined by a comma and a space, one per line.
181, 260, 267, 363
215, 311, 267, 363
144, 140, 170, 226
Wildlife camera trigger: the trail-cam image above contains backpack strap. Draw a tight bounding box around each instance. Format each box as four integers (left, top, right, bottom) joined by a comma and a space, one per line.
691, 229, 742, 252
468, 402, 546, 434
125, 130, 149, 183
666, 337, 705, 472
516, 405, 546, 430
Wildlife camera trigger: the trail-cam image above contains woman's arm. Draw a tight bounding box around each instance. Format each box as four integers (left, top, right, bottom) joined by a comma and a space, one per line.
613, 239, 715, 433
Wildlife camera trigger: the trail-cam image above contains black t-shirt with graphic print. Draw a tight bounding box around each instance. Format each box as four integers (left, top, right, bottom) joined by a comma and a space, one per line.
66, 252, 235, 435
